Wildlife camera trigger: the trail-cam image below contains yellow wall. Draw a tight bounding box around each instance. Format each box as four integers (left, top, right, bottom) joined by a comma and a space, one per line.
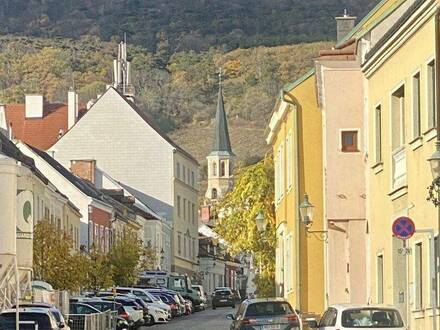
365, 10, 437, 329
271, 73, 325, 315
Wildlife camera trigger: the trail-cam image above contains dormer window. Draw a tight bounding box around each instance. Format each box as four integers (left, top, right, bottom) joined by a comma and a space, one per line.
212, 188, 218, 199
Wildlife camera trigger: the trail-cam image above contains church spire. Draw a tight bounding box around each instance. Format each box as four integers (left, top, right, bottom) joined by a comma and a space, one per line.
211, 68, 233, 156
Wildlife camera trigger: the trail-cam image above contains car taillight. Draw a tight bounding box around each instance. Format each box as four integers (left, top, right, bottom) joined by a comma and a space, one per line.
242, 318, 257, 325
284, 314, 299, 322
119, 312, 129, 320
171, 304, 177, 309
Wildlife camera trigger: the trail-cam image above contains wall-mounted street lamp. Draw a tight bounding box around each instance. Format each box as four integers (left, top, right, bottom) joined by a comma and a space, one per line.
299, 193, 327, 241
255, 210, 267, 232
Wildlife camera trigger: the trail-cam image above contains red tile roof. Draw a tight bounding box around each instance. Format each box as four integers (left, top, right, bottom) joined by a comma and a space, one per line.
5, 103, 86, 150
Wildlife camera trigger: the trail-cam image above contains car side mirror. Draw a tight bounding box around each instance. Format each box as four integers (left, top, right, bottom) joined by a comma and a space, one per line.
306, 319, 318, 328
226, 313, 235, 320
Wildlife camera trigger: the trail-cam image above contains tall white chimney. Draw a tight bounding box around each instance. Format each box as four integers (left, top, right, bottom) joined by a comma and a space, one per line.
0, 105, 7, 137
25, 95, 44, 118
68, 89, 78, 129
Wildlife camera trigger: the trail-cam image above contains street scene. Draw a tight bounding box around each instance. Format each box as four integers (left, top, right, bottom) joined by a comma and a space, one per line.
1, 0, 440, 329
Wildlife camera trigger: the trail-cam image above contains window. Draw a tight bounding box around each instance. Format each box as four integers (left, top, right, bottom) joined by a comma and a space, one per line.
319, 308, 337, 327
377, 255, 384, 304
412, 72, 421, 138
183, 165, 186, 182
177, 195, 181, 217
285, 234, 292, 292
184, 236, 187, 258
375, 105, 382, 163
341, 308, 403, 328
286, 133, 293, 189
187, 168, 190, 183
212, 162, 217, 176
183, 198, 186, 220
220, 161, 226, 177
192, 238, 196, 260
274, 156, 280, 202
192, 203, 195, 224
341, 131, 359, 152
415, 242, 423, 310
88, 221, 94, 247
178, 234, 181, 255
391, 86, 405, 151
212, 188, 218, 199
187, 200, 191, 222
176, 162, 181, 179
279, 144, 284, 198
191, 171, 195, 187
428, 60, 436, 129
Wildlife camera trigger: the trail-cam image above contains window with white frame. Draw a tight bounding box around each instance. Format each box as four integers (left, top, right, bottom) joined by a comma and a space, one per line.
286, 233, 293, 292
391, 86, 407, 189
183, 165, 186, 182
274, 155, 280, 202
184, 236, 187, 258
178, 233, 182, 255
279, 144, 284, 198
176, 162, 181, 179
177, 195, 181, 217
375, 105, 382, 164
377, 254, 384, 304
183, 198, 186, 220
287, 133, 293, 190
415, 242, 423, 310
412, 72, 421, 139
427, 60, 436, 129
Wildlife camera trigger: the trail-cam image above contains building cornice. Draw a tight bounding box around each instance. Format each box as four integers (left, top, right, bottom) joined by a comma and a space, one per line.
362, 0, 437, 78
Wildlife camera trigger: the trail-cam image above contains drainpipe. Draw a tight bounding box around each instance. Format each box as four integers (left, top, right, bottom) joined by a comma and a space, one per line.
282, 91, 302, 311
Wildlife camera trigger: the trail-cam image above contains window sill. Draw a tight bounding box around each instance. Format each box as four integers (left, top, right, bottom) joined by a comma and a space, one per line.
371, 162, 384, 174
388, 185, 408, 201
423, 127, 437, 142
409, 136, 423, 151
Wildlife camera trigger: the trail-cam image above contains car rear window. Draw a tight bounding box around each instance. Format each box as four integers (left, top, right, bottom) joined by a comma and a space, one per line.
341, 308, 404, 328
245, 302, 293, 317
0, 312, 52, 329
215, 290, 231, 297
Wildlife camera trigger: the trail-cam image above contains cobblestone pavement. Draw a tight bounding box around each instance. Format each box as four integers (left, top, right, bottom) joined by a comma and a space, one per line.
145, 306, 235, 330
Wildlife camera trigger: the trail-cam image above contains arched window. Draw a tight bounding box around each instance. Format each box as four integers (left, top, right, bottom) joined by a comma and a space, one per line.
212, 188, 218, 199
220, 161, 226, 177
212, 162, 217, 176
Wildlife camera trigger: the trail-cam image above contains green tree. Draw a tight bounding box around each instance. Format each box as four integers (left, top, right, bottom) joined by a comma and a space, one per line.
108, 233, 143, 286
215, 156, 276, 297
87, 247, 114, 291
138, 241, 159, 271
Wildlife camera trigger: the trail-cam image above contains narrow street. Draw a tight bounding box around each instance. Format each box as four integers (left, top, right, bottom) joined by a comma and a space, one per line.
150, 307, 235, 330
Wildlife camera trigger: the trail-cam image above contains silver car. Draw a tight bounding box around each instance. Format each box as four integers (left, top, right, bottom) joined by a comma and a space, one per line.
227, 298, 301, 330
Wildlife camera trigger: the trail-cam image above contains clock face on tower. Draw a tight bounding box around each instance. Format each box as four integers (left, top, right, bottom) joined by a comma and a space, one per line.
17, 190, 33, 235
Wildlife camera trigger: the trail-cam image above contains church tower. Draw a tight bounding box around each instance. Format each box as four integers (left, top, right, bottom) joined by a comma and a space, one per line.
205, 70, 235, 201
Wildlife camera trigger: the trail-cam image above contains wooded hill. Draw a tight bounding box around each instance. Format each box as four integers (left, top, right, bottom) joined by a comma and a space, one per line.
0, 0, 377, 52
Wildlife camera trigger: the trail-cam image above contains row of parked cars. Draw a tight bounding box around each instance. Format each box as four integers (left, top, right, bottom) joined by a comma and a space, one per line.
0, 285, 205, 329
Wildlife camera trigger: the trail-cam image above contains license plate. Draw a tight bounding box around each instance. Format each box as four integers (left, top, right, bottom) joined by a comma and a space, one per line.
262, 325, 281, 330
220, 299, 227, 302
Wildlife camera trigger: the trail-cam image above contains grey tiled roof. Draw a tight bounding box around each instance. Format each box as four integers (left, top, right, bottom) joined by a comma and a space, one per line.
211, 85, 233, 156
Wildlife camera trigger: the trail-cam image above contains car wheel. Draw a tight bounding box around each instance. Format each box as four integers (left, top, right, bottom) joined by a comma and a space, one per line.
212, 305, 216, 310
231, 304, 235, 308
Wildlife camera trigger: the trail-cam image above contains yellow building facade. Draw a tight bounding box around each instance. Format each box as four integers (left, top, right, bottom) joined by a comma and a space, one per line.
267, 71, 325, 316
362, 1, 439, 328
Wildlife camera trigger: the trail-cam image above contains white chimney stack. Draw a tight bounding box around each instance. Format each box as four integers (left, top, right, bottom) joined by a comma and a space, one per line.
25, 95, 44, 118
68, 89, 78, 130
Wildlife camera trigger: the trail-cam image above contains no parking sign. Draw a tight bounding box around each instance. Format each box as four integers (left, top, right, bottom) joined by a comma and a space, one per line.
392, 216, 415, 240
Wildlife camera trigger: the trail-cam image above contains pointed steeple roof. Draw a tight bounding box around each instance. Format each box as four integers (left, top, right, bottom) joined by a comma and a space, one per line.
211, 70, 233, 156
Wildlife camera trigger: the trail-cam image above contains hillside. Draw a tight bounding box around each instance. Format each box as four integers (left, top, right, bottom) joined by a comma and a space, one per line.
0, 0, 378, 52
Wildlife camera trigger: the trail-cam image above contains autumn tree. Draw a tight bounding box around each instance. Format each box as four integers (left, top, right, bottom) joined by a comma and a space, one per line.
86, 247, 114, 291
33, 221, 85, 291
138, 241, 159, 271
215, 155, 276, 297
108, 232, 143, 286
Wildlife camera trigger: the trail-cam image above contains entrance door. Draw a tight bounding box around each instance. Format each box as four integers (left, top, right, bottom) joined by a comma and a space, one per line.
392, 237, 408, 323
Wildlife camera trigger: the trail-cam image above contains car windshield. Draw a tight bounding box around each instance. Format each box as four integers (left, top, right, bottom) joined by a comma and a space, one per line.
245, 302, 293, 317
341, 308, 404, 328
0, 312, 52, 329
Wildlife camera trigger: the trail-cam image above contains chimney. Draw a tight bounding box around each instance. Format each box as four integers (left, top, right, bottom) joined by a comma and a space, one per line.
68, 88, 78, 129
70, 160, 96, 184
0, 105, 7, 137
335, 9, 356, 43
25, 95, 44, 118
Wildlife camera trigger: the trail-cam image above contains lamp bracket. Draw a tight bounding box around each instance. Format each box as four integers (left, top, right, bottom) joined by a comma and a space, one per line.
305, 228, 328, 242
427, 176, 440, 206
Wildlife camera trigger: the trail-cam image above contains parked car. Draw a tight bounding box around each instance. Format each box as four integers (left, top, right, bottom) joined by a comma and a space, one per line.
146, 289, 186, 316
307, 305, 406, 330
69, 302, 101, 315
226, 299, 301, 330
213, 289, 236, 309
71, 300, 130, 330
150, 291, 181, 317
100, 296, 145, 328
115, 287, 171, 320
0, 307, 61, 329
12, 303, 69, 330
191, 285, 207, 310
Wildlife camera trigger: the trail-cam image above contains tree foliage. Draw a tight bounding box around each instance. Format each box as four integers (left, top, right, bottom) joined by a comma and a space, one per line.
215, 156, 276, 297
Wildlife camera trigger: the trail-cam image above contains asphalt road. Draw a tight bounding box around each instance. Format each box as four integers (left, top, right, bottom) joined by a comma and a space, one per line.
147, 307, 235, 330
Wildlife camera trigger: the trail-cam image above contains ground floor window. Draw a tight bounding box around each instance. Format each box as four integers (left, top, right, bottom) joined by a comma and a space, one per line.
377, 254, 384, 304
414, 242, 423, 310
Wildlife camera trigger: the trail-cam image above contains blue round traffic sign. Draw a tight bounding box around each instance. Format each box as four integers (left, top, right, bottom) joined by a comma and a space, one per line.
392, 217, 415, 240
